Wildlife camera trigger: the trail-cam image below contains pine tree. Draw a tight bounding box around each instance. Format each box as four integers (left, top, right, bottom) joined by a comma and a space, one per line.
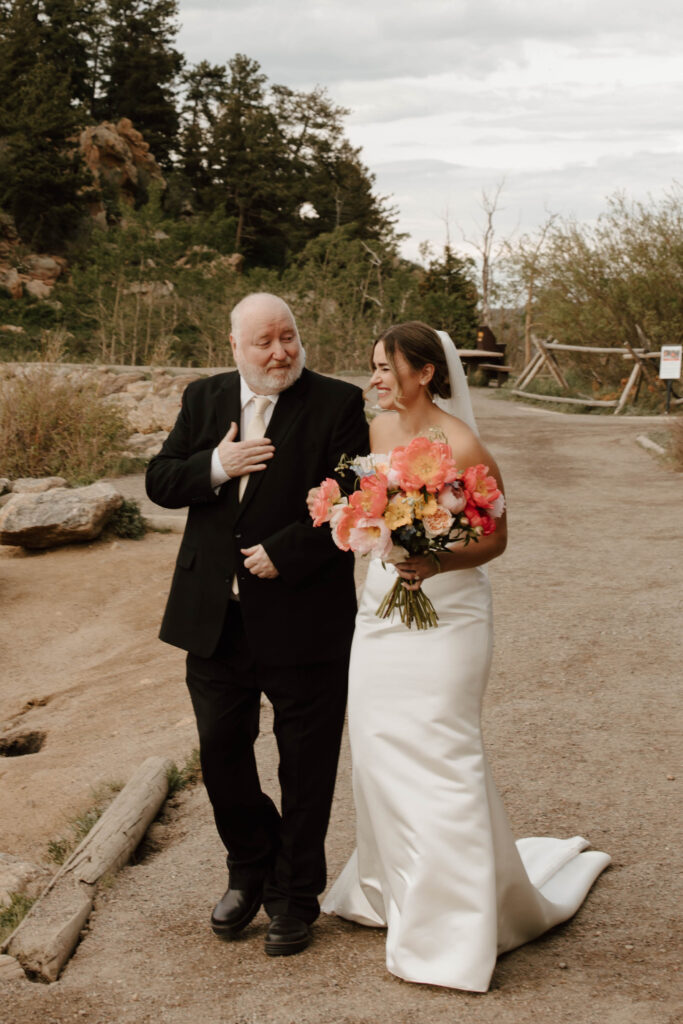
97, 0, 183, 168
0, 58, 91, 250
0, 0, 93, 250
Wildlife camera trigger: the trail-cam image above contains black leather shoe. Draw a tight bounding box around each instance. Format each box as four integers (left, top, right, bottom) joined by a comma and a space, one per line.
264, 914, 311, 957
211, 884, 262, 939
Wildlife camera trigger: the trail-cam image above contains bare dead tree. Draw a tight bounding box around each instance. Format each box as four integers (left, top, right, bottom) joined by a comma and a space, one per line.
463, 180, 505, 328
505, 212, 558, 366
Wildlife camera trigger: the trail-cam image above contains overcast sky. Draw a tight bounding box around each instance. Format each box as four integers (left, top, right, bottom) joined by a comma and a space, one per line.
176, 0, 683, 261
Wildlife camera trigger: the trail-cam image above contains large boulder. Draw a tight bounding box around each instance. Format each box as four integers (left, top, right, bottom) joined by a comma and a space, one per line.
11, 477, 66, 494
0, 483, 123, 549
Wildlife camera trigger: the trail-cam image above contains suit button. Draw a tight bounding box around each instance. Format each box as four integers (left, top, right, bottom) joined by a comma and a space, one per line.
235, 532, 242, 539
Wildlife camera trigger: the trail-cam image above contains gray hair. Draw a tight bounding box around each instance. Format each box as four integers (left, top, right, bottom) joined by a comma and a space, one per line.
230, 292, 299, 344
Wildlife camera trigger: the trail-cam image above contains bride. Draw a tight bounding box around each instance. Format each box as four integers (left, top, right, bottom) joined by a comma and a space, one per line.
318, 322, 610, 992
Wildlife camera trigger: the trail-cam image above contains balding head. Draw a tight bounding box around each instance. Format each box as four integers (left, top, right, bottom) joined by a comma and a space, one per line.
230, 293, 298, 345
229, 292, 304, 395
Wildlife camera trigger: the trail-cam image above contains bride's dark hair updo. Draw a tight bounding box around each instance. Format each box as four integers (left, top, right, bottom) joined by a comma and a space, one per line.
374, 321, 451, 402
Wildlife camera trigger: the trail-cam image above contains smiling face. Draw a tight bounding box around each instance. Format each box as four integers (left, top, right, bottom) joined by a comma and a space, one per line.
370, 339, 433, 410
230, 294, 305, 395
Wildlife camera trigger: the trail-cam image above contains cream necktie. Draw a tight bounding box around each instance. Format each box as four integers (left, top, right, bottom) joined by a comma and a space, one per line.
233, 395, 271, 597
238, 395, 271, 501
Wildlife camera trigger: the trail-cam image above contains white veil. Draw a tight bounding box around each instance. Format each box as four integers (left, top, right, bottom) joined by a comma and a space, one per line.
434, 330, 479, 435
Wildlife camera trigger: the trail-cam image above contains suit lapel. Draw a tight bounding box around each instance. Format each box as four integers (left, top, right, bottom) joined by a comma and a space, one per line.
236, 370, 310, 518
215, 373, 241, 518
215, 372, 241, 441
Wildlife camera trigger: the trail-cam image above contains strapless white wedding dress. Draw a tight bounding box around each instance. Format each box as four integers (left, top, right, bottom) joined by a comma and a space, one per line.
322, 559, 610, 992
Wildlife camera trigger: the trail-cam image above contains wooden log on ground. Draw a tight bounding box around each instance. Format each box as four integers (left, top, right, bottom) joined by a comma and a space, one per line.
636, 435, 666, 456
4, 755, 172, 982
510, 390, 618, 408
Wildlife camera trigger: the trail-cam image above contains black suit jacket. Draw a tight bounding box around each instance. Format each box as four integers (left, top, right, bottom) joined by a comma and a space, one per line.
145, 368, 369, 665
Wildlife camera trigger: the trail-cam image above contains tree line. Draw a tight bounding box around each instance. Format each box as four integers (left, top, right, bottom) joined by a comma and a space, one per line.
0, 0, 393, 264
0, 0, 480, 366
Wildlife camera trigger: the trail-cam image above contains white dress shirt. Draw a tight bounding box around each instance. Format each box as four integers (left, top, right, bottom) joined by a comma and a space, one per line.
210, 380, 278, 488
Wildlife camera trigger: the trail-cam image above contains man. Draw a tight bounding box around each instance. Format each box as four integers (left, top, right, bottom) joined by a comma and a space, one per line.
146, 292, 369, 957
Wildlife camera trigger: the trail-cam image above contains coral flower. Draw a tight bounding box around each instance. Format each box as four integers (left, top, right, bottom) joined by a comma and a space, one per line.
348, 517, 393, 558
349, 473, 388, 518
464, 503, 496, 536
310, 477, 341, 526
462, 464, 501, 509
390, 437, 458, 492
331, 504, 358, 551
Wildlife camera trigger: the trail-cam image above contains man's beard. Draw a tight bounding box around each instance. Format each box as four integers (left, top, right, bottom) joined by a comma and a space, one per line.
234, 346, 306, 395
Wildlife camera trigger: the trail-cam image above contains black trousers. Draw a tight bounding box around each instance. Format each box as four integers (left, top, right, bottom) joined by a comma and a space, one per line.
186, 600, 349, 924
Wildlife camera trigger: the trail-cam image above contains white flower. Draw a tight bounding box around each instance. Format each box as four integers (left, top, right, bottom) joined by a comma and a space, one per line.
489, 493, 506, 519
350, 454, 383, 478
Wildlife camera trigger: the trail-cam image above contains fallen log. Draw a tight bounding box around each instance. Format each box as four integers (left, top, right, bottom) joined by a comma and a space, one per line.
3, 755, 172, 982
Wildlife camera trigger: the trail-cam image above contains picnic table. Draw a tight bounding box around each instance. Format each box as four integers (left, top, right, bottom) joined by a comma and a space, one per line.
458, 348, 510, 385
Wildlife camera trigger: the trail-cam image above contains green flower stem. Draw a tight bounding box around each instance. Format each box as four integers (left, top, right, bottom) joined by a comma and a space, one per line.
376, 579, 440, 630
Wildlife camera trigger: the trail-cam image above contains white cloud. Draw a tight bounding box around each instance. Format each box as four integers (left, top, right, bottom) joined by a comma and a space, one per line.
174, 1, 683, 256
177, 1, 683, 84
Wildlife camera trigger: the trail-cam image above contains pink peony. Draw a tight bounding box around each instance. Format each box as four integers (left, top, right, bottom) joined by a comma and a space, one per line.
461, 464, 501, 510
348, 517, 394, 558
311, 477, 342, 527
422, 505, 454, 538
437, 480, 467, 514
390, 437, 459, 492
349, 473, 389, 518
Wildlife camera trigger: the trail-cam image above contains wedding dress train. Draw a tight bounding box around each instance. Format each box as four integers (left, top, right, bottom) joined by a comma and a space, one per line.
322, 559, 610, 992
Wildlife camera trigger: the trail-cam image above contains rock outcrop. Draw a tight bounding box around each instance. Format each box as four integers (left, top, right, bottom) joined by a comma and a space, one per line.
0, 483, 123, 549
0, 217, 68, 301
79, 118, 165, 223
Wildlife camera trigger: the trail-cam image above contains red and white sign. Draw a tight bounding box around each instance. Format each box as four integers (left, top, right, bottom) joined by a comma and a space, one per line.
659, 345, 682, 380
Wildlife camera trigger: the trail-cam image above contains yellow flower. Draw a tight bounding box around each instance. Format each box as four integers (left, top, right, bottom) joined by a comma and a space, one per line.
407, 491, 438, 519
383, 493, 413, 530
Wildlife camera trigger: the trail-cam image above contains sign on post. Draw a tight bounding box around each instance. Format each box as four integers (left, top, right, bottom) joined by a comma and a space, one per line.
659, 345, 682, 380
659, 345, 682, 413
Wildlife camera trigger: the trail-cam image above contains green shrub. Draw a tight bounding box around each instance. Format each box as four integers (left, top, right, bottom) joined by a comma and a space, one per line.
0, 366, 129, 483
167, 748, 202, 794
108, 498, 147, 540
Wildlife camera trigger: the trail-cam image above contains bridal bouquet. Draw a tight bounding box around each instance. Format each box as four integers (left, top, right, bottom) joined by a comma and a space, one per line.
311, 436, 504, 629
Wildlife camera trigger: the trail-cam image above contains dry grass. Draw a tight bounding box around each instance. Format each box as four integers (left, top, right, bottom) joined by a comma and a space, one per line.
0, 366, 130, 483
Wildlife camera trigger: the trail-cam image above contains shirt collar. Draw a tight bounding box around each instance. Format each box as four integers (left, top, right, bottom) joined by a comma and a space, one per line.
239, 378, 278, 410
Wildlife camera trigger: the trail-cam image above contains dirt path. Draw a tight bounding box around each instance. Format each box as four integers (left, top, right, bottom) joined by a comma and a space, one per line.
2, 392, 681, 1023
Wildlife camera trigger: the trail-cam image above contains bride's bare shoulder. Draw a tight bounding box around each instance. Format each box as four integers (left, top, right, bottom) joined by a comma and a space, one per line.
440, 413, 490, 464
369, 411, 399, 449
